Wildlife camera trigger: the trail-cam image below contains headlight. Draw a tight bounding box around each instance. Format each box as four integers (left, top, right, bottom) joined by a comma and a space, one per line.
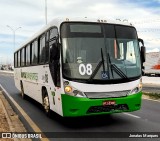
64, 81, 86, 97
64, 86, 72, 93
129, 82, 142, 95
130, 87, 139, 95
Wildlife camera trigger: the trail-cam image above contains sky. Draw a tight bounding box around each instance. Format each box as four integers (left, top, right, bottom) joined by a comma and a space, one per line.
0, 0, 160, 64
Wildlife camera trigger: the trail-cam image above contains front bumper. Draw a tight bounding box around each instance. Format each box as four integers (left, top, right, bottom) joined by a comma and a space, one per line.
61, 92, 142, 117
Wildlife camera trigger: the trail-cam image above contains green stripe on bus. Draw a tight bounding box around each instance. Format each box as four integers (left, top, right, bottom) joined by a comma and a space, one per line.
61, 92, 142, 117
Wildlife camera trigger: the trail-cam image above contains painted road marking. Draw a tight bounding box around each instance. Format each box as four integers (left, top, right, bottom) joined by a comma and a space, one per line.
123, 113, 141, 119
143, 97, 160, 103
0, 84, 49, 141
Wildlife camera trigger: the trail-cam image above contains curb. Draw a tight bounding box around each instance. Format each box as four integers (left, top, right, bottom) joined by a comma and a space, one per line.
0, 87, 31, 141
0, 84, 49, 141
0, 92, 15, 141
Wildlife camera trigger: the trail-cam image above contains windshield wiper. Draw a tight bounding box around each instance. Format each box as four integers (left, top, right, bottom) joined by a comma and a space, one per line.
88, 47, 129, 82
108, 53, 129, 80
88, 48, 106, 82
108, 53, 114, 78
112, 64, 129, 79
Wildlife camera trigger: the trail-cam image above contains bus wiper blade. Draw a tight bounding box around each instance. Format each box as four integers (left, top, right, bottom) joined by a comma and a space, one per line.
88, 48, 105, 82
111, 63, 129, 80
88, 61, 103, 82
107, 53, 114, 78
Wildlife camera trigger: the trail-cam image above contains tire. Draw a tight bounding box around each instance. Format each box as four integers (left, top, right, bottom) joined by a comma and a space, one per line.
20, 82, 25, 99
42, 88, 51, 117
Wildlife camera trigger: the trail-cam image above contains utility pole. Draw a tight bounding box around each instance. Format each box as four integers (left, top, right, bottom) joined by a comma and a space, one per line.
6, 25, 21, 51
45, 0, 48, 25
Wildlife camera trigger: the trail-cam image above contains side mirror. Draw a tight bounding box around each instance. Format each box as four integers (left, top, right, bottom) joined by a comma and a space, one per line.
138, 38, 146, 63
141, 46, 146, 63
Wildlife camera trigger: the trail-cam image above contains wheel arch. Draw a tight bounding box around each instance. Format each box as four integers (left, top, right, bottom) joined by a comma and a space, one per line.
41, 86, 50, 103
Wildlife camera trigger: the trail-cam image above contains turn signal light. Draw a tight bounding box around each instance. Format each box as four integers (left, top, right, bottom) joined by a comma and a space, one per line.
65, 86, 72, 93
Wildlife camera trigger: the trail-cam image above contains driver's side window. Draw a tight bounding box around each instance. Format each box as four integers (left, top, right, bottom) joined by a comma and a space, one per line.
49, 28, 59, 62
49, 27, 60, 87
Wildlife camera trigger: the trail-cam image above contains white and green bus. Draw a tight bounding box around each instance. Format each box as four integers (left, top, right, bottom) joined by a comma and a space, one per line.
14, 18, 146, 117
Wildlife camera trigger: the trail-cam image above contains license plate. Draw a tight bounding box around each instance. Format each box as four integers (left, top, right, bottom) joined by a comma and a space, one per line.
103, 100, 116, 106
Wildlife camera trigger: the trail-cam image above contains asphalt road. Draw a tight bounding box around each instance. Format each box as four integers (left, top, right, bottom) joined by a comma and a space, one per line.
142, 84, 160, 93
0, 72, 160, 141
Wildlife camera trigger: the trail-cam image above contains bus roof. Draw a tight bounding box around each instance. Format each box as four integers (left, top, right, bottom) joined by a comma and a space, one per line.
15, 17, 134, 52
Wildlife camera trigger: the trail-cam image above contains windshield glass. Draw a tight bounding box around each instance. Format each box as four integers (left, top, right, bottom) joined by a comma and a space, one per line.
61, 22, 141, 84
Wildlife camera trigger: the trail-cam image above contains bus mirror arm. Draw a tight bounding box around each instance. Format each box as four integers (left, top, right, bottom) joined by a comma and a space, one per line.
138, 38, 144, 46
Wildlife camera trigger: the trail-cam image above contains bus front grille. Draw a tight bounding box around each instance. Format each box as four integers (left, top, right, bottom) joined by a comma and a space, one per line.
85, 90, 130, 99
87, 104, 129, 114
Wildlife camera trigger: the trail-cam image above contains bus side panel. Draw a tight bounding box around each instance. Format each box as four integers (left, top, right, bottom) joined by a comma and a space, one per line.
14, 65, 64, 116
14, 68, 21, 91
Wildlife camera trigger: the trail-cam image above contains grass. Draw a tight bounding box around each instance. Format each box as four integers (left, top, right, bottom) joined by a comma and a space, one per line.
143, 92, 160, 100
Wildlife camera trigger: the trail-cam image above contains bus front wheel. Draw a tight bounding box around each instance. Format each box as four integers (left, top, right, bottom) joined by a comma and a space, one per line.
42, 88, 51, 117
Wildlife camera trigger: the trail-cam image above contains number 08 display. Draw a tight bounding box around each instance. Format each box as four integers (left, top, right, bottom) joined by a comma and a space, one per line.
79, 64, 92, 75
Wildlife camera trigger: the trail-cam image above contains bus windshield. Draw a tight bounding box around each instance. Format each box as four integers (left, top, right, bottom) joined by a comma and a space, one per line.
61, 22, 141, 84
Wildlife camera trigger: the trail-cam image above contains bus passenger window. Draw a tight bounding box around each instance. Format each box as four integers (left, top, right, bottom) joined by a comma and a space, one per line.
39, 35, 46, 63
18, 51, 21, 67
32, 40, 38, 65
21, 48, 25, 66
45, 31, 49, 63
14, 53, 18, 68
26, 45, 30, 66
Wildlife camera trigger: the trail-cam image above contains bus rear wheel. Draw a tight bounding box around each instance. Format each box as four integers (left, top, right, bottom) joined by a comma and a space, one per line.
42, 89, 51, 117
